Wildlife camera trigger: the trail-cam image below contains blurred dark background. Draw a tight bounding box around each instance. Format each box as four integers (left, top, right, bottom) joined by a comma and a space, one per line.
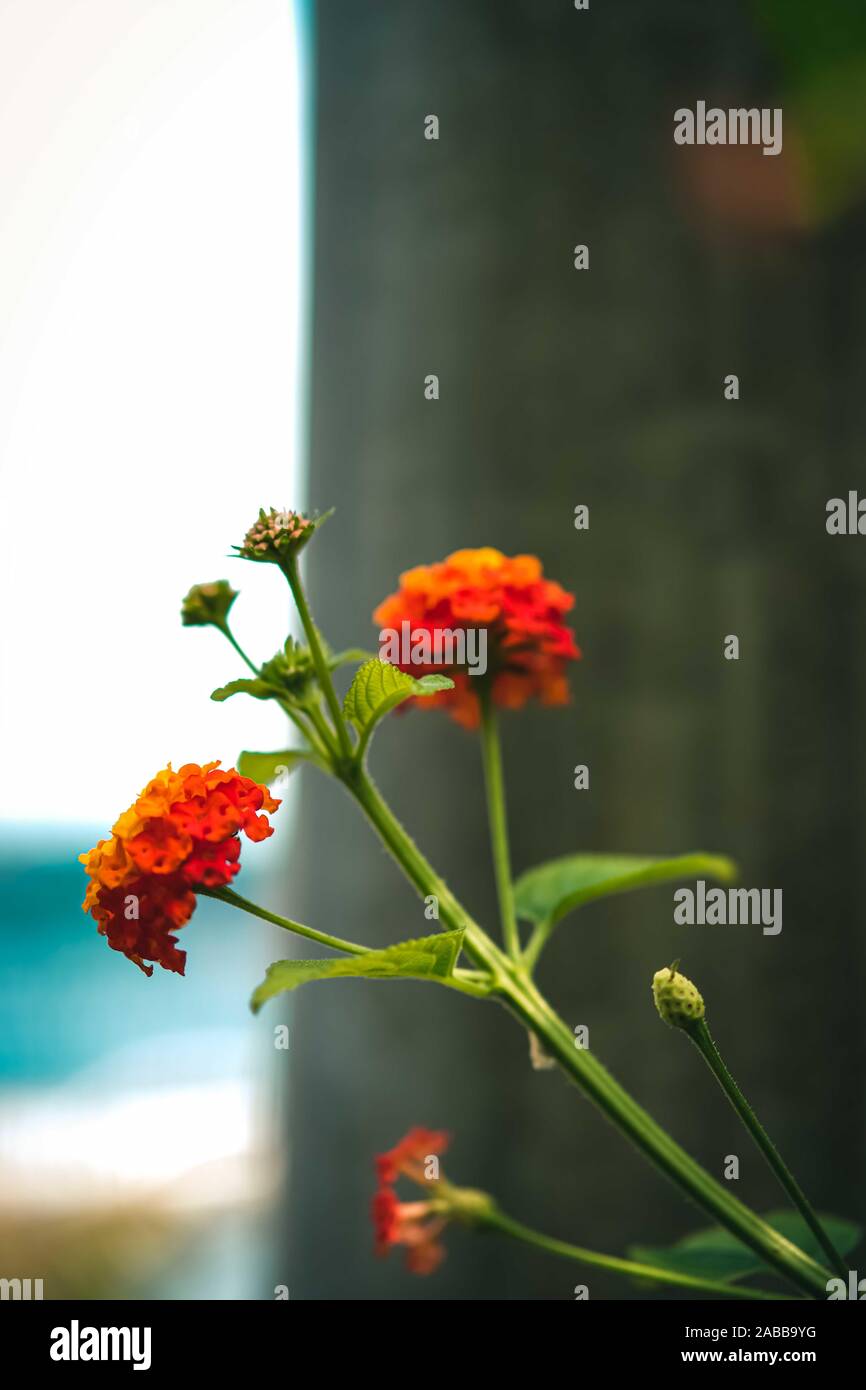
280, 0, 866, 1297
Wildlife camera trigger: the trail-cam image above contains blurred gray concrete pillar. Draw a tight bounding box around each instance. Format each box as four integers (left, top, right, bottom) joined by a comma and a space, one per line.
275, 0, 866, 1298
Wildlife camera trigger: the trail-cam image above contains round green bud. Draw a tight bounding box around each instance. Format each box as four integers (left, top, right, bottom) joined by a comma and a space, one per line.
445, 1185, 496, 1228
652, 965, 704, 1029
181, 579, 238, 628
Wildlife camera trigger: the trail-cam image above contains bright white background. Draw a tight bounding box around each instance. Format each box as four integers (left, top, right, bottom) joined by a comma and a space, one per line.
0, 0, 307, 823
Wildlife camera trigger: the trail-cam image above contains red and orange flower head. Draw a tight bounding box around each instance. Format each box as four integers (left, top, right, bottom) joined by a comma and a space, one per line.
79, 762, 279, 977
372, 1127, 450, 1275
373, 548, 581, 728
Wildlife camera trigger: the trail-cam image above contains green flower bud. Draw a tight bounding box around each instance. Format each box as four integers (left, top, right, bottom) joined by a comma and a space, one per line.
234, 507, 333, 565
652, 963, 704, 1030
443, 1184, 496, 1228
181, 579, 238, 628
259, 638, 318, 704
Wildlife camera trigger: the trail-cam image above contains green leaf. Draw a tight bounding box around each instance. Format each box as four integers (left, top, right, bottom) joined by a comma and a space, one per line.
237, 749, 315, 784
211, 677, 276, 703
327, 647, 377, 670
250, 928, 465, 1013
514, 852, 737, 928
342, 659, 453, 742
630, 1210, 862, 1286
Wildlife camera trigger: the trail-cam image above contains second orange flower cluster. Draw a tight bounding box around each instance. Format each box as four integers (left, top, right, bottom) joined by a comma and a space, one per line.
373, 547, 580, 727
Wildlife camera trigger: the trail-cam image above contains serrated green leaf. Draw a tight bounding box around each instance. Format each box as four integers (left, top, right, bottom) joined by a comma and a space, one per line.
342, 659, 453, 742
630, 1210, 862, 1286
237, 749, 315, 784
514, 852, 737, 928
250, 928, 465, 1013
210, 677, 276, 703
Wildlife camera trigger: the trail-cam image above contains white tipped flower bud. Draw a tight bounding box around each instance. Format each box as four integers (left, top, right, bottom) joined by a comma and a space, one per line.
652, 963, 704, 1030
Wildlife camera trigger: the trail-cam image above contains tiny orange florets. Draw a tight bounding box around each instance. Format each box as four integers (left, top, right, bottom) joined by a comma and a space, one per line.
375, 1126, 450, 1186
373, 548, 581, 727
372, 1127, 450, 1275
79, 762, 279, 977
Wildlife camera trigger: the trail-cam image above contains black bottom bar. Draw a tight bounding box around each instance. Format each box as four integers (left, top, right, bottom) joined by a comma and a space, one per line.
5, 1296, 862, 1375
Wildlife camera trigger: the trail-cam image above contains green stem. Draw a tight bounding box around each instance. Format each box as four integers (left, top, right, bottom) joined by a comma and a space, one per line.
284, 557, 353, 760
305, 701, 340, 759
522, 916, 553, 974
203, 885, 369, 957
215, 621, 330, 764
441, 971, 496, 1000
273, 698, 331, 765
482, 1208, 786, 1301
348, 765, 490, 953
339, 767, 832, 1298
686, 1018, 847, 1280
478, 690, 521, 958
217, 623, 261, 678
497, 974, 830, 1298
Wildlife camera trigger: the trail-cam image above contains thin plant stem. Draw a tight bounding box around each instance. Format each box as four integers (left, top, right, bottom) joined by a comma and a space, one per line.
218, 623, 260, 677
305, 701, 341, 759
273, 698, 331, 764
686, 1017, 847, 1280
522, 916, 553, 974
204, 885, 369, 957
482, 1208, 788, 1301
478, 689, 521, 958
215, 622, 330, 763
284, 557, 353, 760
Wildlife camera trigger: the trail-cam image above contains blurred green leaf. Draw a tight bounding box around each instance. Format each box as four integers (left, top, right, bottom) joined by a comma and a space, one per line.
631, 1210, 862, 1285
753, 1, 866, 222
327, 647, 376, 670
514, 852, 737, 928
210, 676, 276, 703
237, 749, 317, 784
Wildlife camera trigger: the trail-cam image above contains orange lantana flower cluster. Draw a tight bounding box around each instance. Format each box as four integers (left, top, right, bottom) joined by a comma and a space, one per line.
372, 1127, 451, 1275
373, 548, 580, 728
80, 762, 279, 977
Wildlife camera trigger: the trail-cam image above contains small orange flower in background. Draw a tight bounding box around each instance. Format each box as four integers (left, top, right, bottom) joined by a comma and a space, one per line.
373, 1126, 450, 1275
79, 762, 279, 977
373, 548, 581, 728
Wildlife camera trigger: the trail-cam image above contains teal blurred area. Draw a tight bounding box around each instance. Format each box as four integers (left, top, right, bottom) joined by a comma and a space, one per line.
0, 826, 286, 1299
1, 826, 269, 1083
